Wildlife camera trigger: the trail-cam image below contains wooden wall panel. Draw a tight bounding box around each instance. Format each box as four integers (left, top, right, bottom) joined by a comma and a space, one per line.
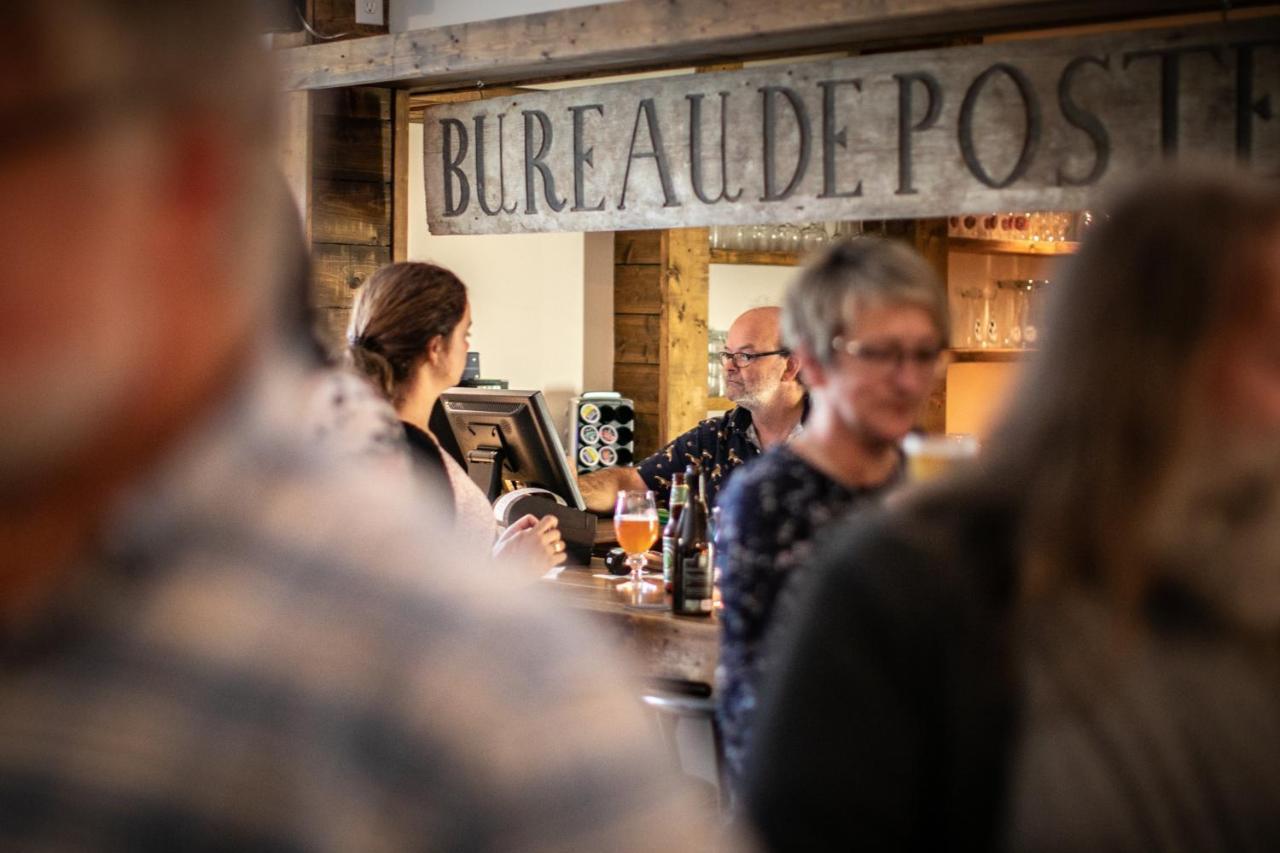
316, 307, 352, 356
614, 230, 662, 264
614, 315, 661, 364
313, 116, 393, 183
614, 265, 662, 314
311, 179, 391, 246
313, 87, 391, 120
307, 85, 397, 352
614, 363, 660, 411
312, 242, 391, 307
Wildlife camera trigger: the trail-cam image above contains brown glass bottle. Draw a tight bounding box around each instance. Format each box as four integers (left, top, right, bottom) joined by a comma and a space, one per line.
661, 469, 689, 593
672, 470, 713, 616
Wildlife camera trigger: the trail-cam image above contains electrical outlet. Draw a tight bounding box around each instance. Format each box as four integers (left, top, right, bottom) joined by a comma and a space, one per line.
355, 0, 383, 26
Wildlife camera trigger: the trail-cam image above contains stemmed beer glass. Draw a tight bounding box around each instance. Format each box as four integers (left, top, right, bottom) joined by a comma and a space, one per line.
614, 490, 660, 606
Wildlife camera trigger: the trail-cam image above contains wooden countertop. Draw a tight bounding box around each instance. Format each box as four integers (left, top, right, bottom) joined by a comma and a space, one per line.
541, 561, 720, 689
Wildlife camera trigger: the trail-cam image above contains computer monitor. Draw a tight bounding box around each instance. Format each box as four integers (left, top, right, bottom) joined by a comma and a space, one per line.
438, 388, 586, 510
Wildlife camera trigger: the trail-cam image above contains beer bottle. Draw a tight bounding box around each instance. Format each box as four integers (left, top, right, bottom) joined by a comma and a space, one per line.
661, 469, 690, 593
673, 470, 713, 616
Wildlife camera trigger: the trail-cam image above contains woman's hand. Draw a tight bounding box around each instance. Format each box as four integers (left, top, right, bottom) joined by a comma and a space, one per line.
493, 513, 566, 570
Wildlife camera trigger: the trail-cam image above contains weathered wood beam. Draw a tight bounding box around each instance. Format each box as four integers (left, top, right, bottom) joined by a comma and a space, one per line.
278, 0, 1272, 92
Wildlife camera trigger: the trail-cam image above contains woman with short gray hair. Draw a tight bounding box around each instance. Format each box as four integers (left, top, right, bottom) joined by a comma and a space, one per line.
715, 237, 948, 793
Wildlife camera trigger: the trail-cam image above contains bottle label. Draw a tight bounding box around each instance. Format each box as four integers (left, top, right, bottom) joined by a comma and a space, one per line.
670, 485, 688, 506
679, 551, 712, 614
661, 535, 676, 584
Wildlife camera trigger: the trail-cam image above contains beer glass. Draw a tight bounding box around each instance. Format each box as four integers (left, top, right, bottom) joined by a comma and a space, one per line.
614, 490, 660, 604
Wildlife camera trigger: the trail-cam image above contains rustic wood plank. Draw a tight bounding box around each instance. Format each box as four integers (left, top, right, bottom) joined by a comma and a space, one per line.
311, 242, 391, 308
313, 115, 392, 183
660, 228, 710, 446
632, 416, 661, 461
614, 314, 662, 364
280, 0, 1266, 91
615, 363, 659, 411
312, 86, 392, 120
392, 89, 411, 262
315, 306, 353, 357
542, 565, 720, 685
311, 179, 392, 246
614, 230, 663, 264
277, 88, 312, 240
614, 265, 662, 314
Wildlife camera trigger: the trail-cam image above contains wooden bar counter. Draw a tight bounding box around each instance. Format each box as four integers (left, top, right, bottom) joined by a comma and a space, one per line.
541, 563, 720, 688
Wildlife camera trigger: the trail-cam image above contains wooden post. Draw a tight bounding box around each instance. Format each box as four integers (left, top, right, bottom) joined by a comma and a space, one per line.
392, 89, 411, 262
660, 228, 710, 447
913, 218, 950, 434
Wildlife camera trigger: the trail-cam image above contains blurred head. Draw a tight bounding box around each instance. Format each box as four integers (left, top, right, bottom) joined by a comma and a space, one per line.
783, 238, 947, 444
347, 262, 471, 409
721, 307, 802, 412
982, 168, 1280, 604
0, 2, 281, 498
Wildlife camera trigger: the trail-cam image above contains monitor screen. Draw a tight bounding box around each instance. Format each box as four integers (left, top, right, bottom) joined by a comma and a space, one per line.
439, 388, 585, 511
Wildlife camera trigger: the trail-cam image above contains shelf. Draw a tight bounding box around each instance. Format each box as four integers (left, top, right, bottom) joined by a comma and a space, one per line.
709, 248, 802, 266
949, 348, 1033, 363
948, 237, 1078, 256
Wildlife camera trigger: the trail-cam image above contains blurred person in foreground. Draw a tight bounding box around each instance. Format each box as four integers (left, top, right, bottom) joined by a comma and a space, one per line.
715, 239, 946, 793
347, 261, 565, 569
579, 306, 807, 512
745, 170, 1280, 851
0, 3, 721, 849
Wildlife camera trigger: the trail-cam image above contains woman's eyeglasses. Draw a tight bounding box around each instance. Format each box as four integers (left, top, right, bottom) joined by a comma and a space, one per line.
831, 336, 946, 373
715, 349, 790, 368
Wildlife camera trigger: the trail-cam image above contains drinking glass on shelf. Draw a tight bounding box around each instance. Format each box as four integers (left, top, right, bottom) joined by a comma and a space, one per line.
978, 283, 999, 348
956, 287, 982, 347
996, 279, 1031, 347
1023, 279, 1051, 347
800, 222, 828, 251
775, 223, 800, 253
1027, 211, 1045, 241
614, 490, 661, 606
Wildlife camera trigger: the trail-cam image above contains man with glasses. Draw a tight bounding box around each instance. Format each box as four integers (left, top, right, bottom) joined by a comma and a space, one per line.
579, 306, 807, 511
0, 3, 718, 848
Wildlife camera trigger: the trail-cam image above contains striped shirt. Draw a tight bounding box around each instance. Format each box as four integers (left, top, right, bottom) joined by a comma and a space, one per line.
0, 356, 722, 851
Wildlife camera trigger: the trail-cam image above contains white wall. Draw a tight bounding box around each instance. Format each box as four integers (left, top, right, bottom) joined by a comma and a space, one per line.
408, 123, 613, 436
392, 0, 622, 32
708, 264, 796, 334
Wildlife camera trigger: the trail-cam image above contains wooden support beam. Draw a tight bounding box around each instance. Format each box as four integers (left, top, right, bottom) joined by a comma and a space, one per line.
278, 0, 1273, 91
660, 228, 710, 447
392, 89, 410, 261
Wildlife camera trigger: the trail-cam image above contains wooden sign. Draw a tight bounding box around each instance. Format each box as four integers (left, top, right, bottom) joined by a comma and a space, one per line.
423, 19, 1279, 234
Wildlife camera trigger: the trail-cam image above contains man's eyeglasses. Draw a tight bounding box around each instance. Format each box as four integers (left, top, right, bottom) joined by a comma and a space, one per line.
831, 336, 946, 373
715, 349, 791, 368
